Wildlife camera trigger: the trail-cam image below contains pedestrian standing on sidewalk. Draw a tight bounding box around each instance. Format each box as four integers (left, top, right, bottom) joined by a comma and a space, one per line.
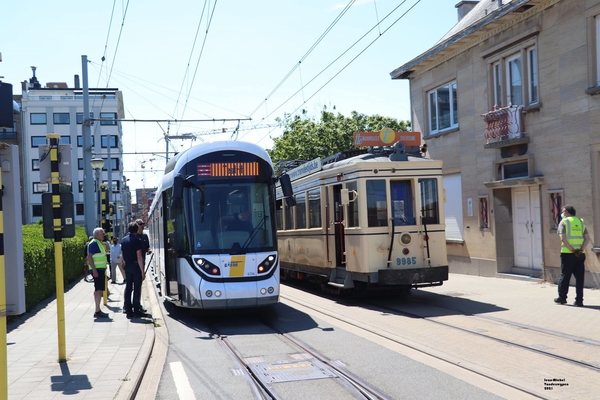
555, 204, 590, 307
110, 237, 125, 284
83, 235, 94, 282
121, 222, 146, 319
86, 228, 110, 318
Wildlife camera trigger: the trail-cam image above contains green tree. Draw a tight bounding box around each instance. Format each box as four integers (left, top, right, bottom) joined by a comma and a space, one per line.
268, 107, 410, 165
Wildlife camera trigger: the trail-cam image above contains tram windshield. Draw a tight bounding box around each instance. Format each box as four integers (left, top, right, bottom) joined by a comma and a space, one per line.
186, 181, 275, 254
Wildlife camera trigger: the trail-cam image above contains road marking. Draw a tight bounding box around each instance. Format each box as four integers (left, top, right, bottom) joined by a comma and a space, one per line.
170, 361, 196, 399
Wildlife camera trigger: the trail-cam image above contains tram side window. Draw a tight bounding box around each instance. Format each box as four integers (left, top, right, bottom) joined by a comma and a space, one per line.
347, 181, 359, 227
295, 192, 307, 229
367, 180, 388, 227
390, 180, 415, 225
276, 199, 283, 230
284, 200, 294, 230
419, 178, 439, 224
308, 189, 321, 228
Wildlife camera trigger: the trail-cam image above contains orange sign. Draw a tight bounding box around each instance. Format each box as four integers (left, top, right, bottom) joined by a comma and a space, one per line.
353, 128, 421, 147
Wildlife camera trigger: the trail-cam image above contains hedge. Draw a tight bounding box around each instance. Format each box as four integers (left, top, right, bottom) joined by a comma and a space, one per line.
21, 224, 89, 312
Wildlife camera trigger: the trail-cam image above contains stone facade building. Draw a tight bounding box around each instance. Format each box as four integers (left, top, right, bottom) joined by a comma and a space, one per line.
391, 0, 600, 286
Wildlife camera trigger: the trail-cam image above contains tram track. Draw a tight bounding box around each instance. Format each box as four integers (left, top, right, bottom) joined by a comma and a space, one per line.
207, 319, 392, 400
398, 296, 600, 372
279, 288, 600, 399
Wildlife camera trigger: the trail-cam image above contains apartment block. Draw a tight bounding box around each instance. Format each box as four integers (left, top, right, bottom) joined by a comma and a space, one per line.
19, 69, 129, 234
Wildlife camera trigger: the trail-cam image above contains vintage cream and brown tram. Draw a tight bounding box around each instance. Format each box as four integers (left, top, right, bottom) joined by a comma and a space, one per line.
276, 132, 448, 294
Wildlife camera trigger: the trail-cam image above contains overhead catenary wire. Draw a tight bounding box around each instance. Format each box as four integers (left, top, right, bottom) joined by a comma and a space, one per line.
95, 0, 118, 89
172, 0, 212, 121
106, 0, 132, 88
176, 0, 219, 133
240, 0, 422, 144
89, 61, 249, 121
247, 0, 356, 118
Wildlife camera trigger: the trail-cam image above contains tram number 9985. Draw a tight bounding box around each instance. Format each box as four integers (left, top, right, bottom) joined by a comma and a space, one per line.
397, 257, 417, 266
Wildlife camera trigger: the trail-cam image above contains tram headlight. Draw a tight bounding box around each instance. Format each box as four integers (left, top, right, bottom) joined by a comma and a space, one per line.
268, 286, 274, 294
402, 248, 410, 255
205, 290, 213, 297
214, 290, 222, 297
195, 258, 221, 276
257, 254, 277, 274
260, 288, 267, 295
400, 233, 412, 245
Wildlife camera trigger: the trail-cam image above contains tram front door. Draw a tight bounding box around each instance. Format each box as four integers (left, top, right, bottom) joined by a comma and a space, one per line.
329, 184, 346, 268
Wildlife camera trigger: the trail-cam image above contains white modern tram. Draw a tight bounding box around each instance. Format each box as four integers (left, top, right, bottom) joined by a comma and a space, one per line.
276, 140, 448, 294
147, 141, 293, 309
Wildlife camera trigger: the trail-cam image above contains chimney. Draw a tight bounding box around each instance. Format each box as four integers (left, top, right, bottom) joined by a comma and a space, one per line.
74, 74, 80, 89
29, 66, 41, 89
456, 1, 479, 22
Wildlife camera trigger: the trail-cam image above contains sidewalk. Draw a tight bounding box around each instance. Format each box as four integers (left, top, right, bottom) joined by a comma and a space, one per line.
7, 272, 162, 400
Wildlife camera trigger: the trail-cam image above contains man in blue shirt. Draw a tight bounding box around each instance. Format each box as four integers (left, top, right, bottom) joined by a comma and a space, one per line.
121, 222, 145, 318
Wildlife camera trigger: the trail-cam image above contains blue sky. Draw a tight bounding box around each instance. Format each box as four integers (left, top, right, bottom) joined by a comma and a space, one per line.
1, 0, 460, 192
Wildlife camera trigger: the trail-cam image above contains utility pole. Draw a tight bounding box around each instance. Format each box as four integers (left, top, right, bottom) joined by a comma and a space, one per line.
82, 55, 95, 235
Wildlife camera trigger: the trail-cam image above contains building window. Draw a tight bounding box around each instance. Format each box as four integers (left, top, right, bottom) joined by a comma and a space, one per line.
103, 180, 121, 192
59, 136, 71, 145
76, 112, 94, 124
30, 113, 47, 125
101, 135, 118, 148
479, 195, 489, 229
493, 63, 502, 106
32, 205, 43, 217
549, 190, 563, 230
76, 203, 85, 216
53, 113, 70, 125
529, 48, 538, 104
502, 161, 528, 179
78, 158, 84, 170
506, 54, 523, 106
490, 44, 539, 108
32, 159, 40, 171
33, 182, 49, 193
428, 81, 458, 134
101, 158, 120, 171
31, 136, 47, 147
77, 135, 95, 147
100, 112, 117, 125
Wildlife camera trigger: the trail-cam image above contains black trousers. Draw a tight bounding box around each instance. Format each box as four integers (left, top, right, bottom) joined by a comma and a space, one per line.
558, 253, 585, 302
124, 268, 142, 314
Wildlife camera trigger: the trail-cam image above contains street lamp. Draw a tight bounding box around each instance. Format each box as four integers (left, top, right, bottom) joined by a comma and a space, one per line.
117, 205, 124, 238
90, 158, 105, 228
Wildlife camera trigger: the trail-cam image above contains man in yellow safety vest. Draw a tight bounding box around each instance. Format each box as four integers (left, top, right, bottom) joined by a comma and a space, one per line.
555, 204, 590, 307
87, 227, 111, 318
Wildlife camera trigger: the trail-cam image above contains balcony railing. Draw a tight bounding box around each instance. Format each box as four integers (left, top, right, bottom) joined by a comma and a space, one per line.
482, 105, 526, 146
